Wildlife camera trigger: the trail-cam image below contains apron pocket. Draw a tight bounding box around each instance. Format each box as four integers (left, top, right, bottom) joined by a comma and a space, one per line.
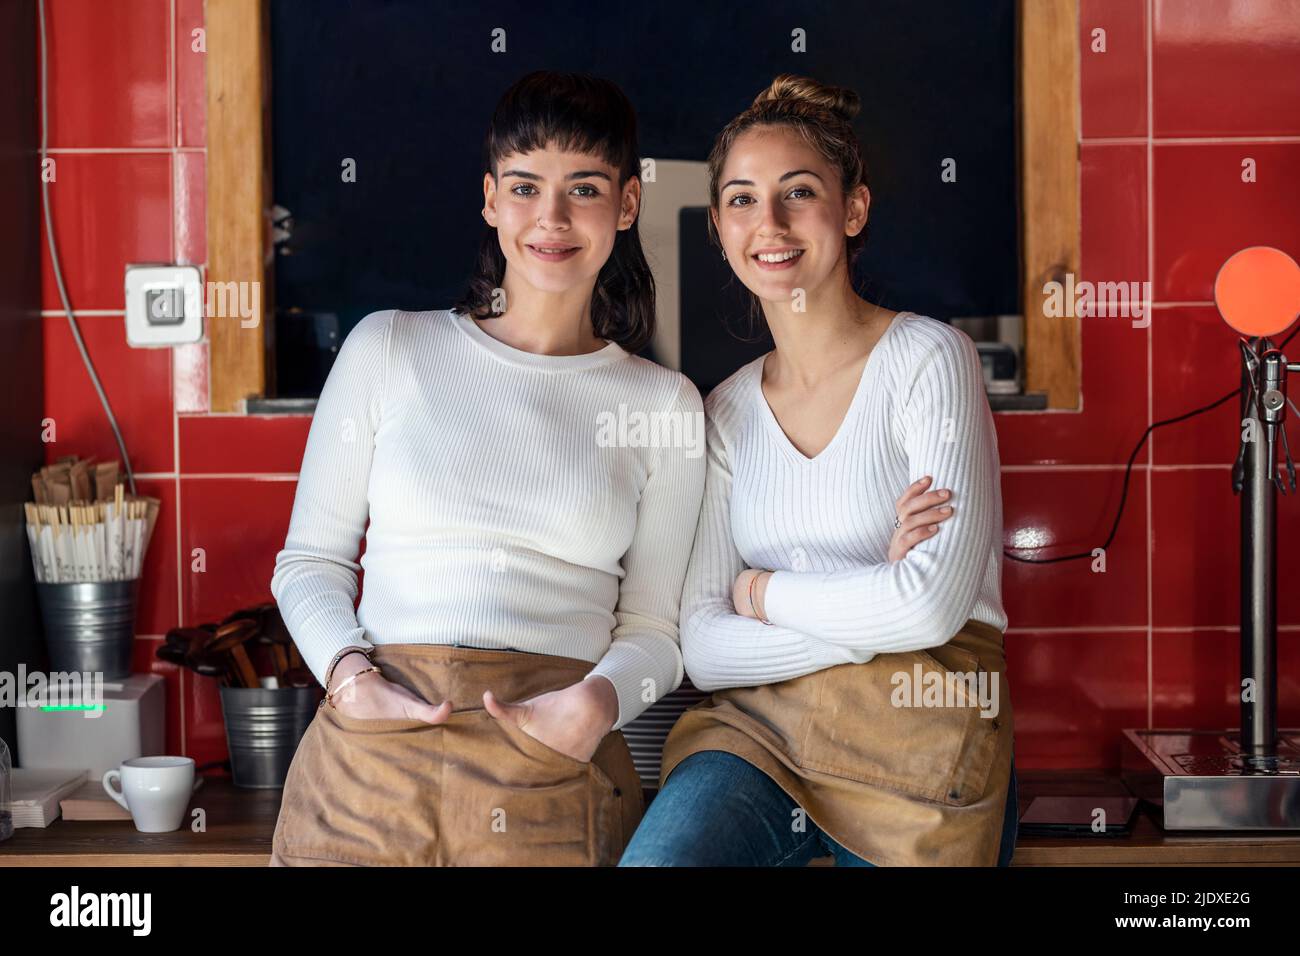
493, 714, 619, 789
273, 706, 443, 866
795, 644, 1000, 807
436, 711, 621, 866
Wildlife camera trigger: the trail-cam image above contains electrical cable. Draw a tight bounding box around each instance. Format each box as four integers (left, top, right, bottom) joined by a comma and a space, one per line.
1005, 323, 1299, 563
38, 0, 137, 496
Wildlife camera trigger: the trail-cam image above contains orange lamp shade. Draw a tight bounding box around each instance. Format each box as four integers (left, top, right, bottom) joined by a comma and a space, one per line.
1214, 246, 1300, 338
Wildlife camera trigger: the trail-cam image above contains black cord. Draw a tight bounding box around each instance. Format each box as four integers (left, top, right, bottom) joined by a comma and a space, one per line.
1004, 324, 1298, 563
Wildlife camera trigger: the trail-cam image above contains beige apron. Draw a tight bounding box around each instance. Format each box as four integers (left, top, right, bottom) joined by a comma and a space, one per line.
270, 644, 643, 866
660, 618, 1013, 866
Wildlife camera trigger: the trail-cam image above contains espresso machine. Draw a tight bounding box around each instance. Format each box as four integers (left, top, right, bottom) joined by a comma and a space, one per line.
1122, 246, 1300, 829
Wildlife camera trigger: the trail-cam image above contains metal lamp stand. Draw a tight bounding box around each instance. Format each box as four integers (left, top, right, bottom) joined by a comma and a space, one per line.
1121, 335, 1300, 829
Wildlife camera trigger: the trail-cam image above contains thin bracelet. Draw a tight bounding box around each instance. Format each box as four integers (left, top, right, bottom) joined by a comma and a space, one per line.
324, 646, 372, 690
326, 665, 382, 709
749, 571, 772, 625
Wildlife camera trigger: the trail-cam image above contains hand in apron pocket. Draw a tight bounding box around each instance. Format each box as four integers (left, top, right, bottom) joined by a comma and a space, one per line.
439, 710, 624, 866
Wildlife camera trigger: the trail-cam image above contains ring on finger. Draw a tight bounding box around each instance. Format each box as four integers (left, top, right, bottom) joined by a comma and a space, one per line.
893, 514, 902, 529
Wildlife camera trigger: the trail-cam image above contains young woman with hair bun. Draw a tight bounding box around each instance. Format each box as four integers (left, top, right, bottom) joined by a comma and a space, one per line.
621, 74, 1017, 867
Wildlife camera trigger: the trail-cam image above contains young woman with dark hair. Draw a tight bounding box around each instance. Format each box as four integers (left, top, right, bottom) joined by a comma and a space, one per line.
269, 71, 705, 866
621, 75, 1017, 867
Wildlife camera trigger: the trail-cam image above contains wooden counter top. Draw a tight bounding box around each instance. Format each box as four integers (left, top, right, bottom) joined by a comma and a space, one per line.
3, 770, 1298, 866
0, 776, 278, 866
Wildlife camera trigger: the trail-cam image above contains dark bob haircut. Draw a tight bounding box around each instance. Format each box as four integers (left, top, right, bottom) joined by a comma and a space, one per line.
453, 71, 655, 354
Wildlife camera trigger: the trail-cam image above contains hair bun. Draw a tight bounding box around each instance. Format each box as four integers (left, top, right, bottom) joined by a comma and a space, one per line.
754, 74, 860, 121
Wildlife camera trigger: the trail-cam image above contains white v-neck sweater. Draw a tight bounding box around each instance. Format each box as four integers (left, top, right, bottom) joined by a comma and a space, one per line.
270, 308, 706, 730
679, 311, 1007, 692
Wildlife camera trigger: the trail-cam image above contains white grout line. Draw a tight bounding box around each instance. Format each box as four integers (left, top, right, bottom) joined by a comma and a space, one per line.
179, 473, 302, 481
1084, 136, 1300, 145
46, 139, 1300, 153
169, 0, 186, 759
168, 0, 175, 151
1005, 625, 1300, 635
1001, 463, 1231, 472
42, 147, 193, 153
169, 0, 177, 265
130, 464, 1242, 479
1001, 464, 1139, 471
1155, 135, 1300, 145
173, 388, 184, 755
1145, 0, 1155, 730
170, 0, 177, 151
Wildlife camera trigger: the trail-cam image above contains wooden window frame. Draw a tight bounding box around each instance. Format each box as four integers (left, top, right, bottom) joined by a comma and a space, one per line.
205, 0, 1081, 411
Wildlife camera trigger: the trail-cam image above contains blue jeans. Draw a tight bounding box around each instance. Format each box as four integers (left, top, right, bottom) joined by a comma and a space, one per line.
620, 749, 1019, 866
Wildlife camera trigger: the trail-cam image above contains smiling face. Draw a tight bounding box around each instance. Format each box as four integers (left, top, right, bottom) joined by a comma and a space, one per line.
712, 125, 869, 305
482, 145, 640, 298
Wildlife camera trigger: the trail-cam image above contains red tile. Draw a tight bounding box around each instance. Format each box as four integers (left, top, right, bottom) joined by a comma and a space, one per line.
1154, 143, 1300, 303
1151, 469, 1300, 628
1151, 628, 1238, 730
173, 343, 210, 414
185, 667, 229, 771
176, 0, 206, 148
1080, 0, 1147, 138
995, 145, 1149, 466
1001, 469, 1149, 629
1282, 632, 1300, 726
1153, 0, 1300, 137
1150, 305, 1247, 466
132, 477, 180, 637
1080, 145, 1149, 284
178, 415, 312, 474
178, 477, 299, 626
1151, 470, 1234, 628
1152, 630, 1300, 730
1149, 468, 1300, 632
39, 0, 170, 148
1005, 630, 1149, 769
42, 314, 175, 474
174, 151, 205, 265
40, 153, 172, 311
131, 637, 183, 756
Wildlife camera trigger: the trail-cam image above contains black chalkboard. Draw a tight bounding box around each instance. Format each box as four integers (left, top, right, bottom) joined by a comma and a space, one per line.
269, 0, 1018, 397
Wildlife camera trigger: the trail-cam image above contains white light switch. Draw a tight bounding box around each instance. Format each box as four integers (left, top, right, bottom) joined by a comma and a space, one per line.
125, 264, 203, 346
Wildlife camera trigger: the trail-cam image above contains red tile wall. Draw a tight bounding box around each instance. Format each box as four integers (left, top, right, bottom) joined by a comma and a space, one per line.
37, 0, 1300, 771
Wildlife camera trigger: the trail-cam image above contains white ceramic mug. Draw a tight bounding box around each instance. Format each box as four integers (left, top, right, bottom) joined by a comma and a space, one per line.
101, 756, 199, 832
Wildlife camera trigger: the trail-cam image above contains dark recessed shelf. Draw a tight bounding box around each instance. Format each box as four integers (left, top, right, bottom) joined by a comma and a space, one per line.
988, 391, 1049, 411
252, 393, 1048, 416
246, 397, 317, 415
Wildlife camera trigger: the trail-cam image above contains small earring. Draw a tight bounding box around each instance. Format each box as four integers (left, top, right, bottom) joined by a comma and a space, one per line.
721, 250, 727, 261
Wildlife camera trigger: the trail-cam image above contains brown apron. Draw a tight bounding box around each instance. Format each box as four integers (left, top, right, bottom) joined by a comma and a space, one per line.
270, 644, 644, 866
660, 618, 1013, 866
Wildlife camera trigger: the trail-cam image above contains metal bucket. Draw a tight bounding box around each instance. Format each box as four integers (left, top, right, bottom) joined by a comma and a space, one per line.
219, 686, 320, 788
35, 579, 140, 680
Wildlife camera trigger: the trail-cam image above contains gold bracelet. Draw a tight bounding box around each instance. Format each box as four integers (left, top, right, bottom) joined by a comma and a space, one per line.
749, 571, 772, 625
326, 665, 382, 709
324, 646, 373, 690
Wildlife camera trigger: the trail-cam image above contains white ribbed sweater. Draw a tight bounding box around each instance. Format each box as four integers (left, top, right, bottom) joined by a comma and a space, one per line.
270, 308, 706, 730
679, 311, 1007, 692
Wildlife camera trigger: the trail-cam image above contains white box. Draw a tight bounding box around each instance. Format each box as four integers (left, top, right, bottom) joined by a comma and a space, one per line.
17, 673, 167, 778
